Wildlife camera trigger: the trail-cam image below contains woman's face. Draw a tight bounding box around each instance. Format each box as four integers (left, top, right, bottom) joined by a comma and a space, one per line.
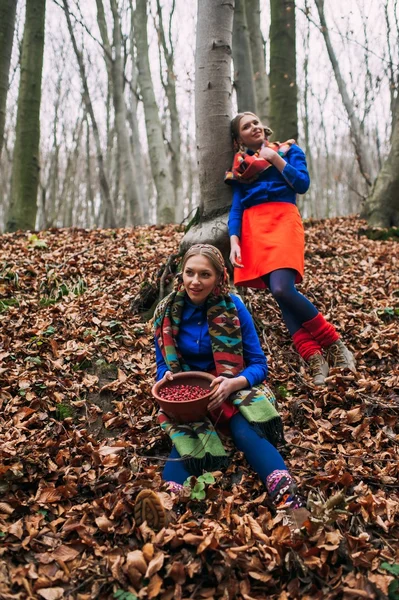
182, 255, 219, 305
238, 114, 265, 150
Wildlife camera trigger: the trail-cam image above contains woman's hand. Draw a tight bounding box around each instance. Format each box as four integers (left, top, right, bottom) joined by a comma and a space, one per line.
230, 237, 244, 269
259, 145, 277, 162
259, 145, 287, 172
161, 371, 174, 382
207, 376, 239, 411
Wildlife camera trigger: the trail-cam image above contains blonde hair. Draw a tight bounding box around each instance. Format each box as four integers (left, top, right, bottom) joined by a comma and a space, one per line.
179, 244, 229, 293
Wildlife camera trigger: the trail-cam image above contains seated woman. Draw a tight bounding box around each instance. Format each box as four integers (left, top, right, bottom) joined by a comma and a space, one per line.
135, 244, 308, 531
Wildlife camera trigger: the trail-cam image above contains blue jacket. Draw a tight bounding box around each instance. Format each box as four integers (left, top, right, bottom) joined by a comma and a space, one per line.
155, 294, 268, 387
228, 144, 310, 238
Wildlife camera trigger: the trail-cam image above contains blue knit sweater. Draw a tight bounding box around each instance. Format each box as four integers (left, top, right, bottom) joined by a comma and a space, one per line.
155, 294, 268, 387
228, 144, 310, 238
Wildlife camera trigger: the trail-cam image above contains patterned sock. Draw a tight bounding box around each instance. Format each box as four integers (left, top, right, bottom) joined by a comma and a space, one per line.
303, 313, 339, 348
167, 482, 185, 495
292, 328, 323, 361
266, 470, 304, 509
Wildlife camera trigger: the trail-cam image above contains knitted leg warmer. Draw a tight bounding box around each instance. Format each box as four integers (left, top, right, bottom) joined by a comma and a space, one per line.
266, 470, 304, 510
303, 313, 339, 348
292, 328, 323, 361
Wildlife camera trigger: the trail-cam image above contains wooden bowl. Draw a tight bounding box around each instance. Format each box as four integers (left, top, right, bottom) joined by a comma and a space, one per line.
151, 371, 215, 424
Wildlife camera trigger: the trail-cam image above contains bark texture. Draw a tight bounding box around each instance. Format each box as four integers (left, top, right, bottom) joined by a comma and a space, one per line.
128, 0, 148, 223
362, 98, 399, 227
0, 0, 17, 159
245, 0, 270, 125
63, 0, 116, 228
232, 0, 256, 114
269, 0, 298, 141
6, 0, 46, 232
314, 0, 375, 187
156, 0, 184, 223
135, 0, 175, 224
182, 0, 235, 255
96, 0, 143, 225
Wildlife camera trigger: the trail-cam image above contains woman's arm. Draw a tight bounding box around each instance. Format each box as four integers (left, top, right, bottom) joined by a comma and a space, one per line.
154, 335, 170, 381
228, 185, 244, 238
233, 295, 268, 386
228, 186, 245, 267
260, 144, 310, 194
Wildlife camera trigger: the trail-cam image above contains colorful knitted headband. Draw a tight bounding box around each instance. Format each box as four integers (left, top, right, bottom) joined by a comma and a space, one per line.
175, 244, 230, 295
185, 244, 225, 270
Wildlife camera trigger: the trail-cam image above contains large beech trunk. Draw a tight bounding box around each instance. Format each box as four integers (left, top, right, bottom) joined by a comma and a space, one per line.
181, 0, 235, 256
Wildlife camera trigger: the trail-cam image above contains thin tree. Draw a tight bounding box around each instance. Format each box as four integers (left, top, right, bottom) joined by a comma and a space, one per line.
300, 0, 313, 217
362, 97, 399, 227
6, 0, 46, 232
181, 0, 234, 255
128, 0, 148, 223
134, 0, 175, 224
313, 0, 375, 187
0, 0, 17, 159
269, 0, 298, 141
62, 0, 116, 228
232, 0, 256, 114
96, 0, 143, 226
245, 0, 270, 124
155, 0, 184, 223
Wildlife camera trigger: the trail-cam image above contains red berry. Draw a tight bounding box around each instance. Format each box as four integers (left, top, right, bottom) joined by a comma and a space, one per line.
159, 383, 208, 402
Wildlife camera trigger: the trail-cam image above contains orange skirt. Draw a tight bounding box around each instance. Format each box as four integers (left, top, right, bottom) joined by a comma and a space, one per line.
234, 202, 304, 289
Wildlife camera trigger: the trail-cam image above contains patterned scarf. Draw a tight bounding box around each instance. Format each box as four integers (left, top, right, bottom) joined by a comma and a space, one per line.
153, 290, 284, 475
224, 139, 295, 185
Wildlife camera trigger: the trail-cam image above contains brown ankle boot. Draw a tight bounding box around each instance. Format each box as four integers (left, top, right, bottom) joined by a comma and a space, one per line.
308, 353, 329, 386
326, 339, 356, 371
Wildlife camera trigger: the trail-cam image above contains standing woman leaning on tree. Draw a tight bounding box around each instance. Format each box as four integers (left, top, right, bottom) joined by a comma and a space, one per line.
225, 112, 356, 386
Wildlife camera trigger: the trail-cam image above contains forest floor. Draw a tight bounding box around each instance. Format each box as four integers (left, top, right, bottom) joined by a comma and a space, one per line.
0, 215, 398, 600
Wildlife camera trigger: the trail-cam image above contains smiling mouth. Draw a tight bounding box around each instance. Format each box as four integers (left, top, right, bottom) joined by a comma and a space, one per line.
190, 288, 202, 293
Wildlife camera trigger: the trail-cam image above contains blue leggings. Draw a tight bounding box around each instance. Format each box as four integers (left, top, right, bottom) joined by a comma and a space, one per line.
162, 413, 287, 484
263, 268, 318, 335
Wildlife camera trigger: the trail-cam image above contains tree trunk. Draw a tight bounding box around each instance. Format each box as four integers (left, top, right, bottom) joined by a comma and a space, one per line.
128, 0, 148, 223
85, 116, 96, 226
269, 0, 298, 141
60, 116, 83, 228
245, 0, 270, 124
134, 0, 175, 224
155, 0, 184, 223
96, 0, 143, 226
181, 0, 234, 256
62, 0, 116, 228
300, 0, 312, 218
6, 0, 46, 232
0, 0, 17, 159
362, 98, 399, 227
232, 0, 256, 114
314, 0, 375, 187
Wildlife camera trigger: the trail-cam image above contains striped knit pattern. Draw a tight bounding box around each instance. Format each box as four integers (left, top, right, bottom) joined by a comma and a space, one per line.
153, 291, 284, 475
266, 470, 303, 509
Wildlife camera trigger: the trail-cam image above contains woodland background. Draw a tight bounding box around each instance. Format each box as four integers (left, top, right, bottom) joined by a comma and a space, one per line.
0, 0, 399, 233
0, 1, 399, 599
